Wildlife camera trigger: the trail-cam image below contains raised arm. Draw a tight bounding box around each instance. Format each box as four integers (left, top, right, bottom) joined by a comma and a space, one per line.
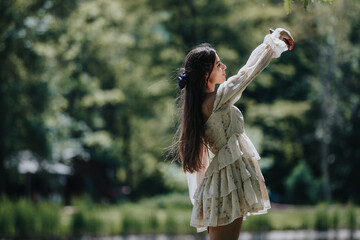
213, 28, 294, 111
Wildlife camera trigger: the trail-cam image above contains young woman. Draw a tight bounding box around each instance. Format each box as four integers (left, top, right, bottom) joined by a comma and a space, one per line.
173, 28, 294, 239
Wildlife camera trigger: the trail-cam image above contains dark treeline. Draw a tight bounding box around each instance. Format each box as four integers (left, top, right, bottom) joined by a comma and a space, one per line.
0, 0, 359, 204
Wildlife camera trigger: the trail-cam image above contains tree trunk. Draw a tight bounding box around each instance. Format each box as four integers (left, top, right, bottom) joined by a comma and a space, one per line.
318, 18, 338, 202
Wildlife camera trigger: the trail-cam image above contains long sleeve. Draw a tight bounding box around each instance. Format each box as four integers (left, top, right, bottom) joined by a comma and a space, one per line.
213, 32, 288, 111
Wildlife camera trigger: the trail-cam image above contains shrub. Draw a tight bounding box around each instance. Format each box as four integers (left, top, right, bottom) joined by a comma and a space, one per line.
331, 208, 339, 230
300, 212, 310, 230
164, 211, 178, 233
121, 210, 143, 234
0, 196, 15, 236
148, 212, 160, 230
71, 210, 103, 236
14, 199, 38, 237
285, 161, 320, 204
38, 202, 61, 236
314, 203, 329, 231
71, 211, 86, 236
346, 203, 357, 230
243, 215, 273, 231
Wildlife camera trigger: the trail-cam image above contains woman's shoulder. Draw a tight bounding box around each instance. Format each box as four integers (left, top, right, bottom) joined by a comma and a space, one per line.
202, 92, 217, 122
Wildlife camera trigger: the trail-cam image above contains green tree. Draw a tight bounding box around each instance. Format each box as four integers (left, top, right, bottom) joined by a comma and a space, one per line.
1, 0, 359, 205
0, 0, 77, 195
40, 0, 177, 198
285, 161, 320, 203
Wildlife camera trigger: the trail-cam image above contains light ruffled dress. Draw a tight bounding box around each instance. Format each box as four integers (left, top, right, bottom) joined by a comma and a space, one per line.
186, 31, 289, 232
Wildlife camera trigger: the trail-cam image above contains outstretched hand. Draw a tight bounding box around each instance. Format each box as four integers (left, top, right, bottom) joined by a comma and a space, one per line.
269, 28, 294, 51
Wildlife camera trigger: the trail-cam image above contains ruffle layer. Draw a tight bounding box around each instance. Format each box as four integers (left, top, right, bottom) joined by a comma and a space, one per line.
190, 133, 270, 232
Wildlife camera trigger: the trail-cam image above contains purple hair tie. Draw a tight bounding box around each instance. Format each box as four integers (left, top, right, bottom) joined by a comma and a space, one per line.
178, 72, 187, 89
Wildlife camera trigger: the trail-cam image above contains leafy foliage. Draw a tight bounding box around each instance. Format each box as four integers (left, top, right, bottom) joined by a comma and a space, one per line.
0, 0, 359, 205
285, 161, 320, 204
284, 0, 333, 14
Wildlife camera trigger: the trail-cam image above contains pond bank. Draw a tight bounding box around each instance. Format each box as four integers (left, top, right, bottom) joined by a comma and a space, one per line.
77, 229, 360, 240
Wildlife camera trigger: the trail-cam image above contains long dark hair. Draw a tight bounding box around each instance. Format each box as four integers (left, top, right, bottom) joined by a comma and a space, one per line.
170, 43, 216, 173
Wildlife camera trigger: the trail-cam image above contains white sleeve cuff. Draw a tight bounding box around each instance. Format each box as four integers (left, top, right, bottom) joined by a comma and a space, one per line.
263, 33, 288, 58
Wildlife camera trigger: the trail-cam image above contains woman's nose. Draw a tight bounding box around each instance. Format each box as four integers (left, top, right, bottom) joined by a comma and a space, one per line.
222, 64, 227, 71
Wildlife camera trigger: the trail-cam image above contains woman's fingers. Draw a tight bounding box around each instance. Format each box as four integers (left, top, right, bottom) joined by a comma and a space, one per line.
268, 28, 295, 51
282, 36, 294, 50
279, 30, 295, 50
267, 28, 295, 51
284, 37, 294, 50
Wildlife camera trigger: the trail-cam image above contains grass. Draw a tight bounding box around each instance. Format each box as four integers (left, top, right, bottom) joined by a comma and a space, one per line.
0, 196, 62, 238
62, 193, 360, 234
1, 193, 360, 237
253, 203, 360, 231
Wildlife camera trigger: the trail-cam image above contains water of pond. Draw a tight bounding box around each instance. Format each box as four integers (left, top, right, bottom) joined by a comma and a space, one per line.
1, 230, 358, 240
74, 229, 359, 240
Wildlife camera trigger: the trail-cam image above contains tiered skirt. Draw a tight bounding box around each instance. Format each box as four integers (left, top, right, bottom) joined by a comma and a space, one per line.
190, 133, 271, 232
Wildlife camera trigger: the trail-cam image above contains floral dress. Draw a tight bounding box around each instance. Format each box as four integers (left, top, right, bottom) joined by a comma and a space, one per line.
186, 31, 289, 232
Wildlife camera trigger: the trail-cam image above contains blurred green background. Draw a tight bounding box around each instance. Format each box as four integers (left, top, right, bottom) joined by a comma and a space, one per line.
0, 0, 359, 237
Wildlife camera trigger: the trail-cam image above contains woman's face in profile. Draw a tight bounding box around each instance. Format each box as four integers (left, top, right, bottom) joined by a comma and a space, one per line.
208, 54, 227, 86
